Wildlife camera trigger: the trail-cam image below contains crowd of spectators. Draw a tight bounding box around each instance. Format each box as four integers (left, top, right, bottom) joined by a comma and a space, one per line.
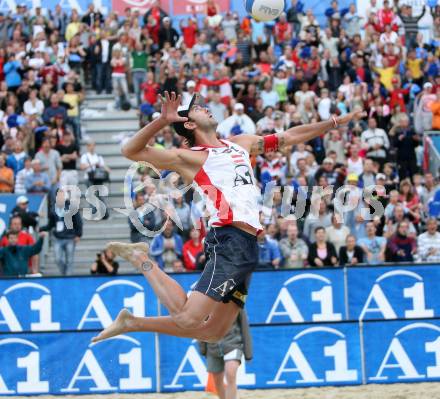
0, 0, 440, 276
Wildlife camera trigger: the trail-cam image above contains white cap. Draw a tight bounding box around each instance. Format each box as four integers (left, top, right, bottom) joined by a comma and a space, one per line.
234, 103, 244, 111
424, 82, 433, 89
17, 195, 29, 205
152, 112, 161, 120
163, 16, 170, 23
186, 80, 196, 88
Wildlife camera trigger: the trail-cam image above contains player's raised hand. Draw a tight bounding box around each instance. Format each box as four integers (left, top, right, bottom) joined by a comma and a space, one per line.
336, 110, 367, 125
159, 91, 188, 124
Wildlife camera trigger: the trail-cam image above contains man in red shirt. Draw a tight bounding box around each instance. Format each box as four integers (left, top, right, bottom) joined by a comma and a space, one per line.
182, 228, 204, 271
0, 215, 38, 273
389, 77, 409, 112
180, 18, 198, 49
274, 13, 292, 44
141, 71, 160, 105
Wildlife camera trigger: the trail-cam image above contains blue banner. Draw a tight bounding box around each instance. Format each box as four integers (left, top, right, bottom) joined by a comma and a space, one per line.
0, 194, 45, 236
0, 331, 156, 395
0, 275, 158, 332
363, 319, 440, 384
347, 266, 440, 321
246, 269, 346, 324
159, 322, 362, 392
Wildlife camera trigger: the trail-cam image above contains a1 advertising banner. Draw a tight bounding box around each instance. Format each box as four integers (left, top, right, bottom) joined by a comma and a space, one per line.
246, 269, 345, 324
0, 276, 158, 332
171, 0, 230, 16
363, 319, 440, 383
0, 332, 156, 395
347, 266, 440, 321
159, 322, 362, 391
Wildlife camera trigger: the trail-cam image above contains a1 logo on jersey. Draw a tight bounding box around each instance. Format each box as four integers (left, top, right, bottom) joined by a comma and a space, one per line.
0, 282, 60, 332
266, 325, 360, 386
355, 270, 434, 320
265, 273, 343, 324
366, 321, 440, 382
0, 337, 49, 394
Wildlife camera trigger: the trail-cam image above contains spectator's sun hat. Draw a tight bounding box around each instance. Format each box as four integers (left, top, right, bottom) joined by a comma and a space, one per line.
424, 82, 433, 89
16, 195, 29, 205
186, 80, 196, 89
323, 157, 335, 164
234, 103, 244, 111
377, 173, 386, 180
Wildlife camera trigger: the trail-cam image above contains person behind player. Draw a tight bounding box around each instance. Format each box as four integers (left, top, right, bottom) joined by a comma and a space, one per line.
92, 92, 362, 343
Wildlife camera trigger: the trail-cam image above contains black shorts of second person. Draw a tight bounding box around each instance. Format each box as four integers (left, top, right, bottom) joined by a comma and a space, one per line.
193, 226, 259, 308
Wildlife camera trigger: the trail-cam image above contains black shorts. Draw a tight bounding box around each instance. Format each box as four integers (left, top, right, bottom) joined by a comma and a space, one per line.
194, 226, 259, 308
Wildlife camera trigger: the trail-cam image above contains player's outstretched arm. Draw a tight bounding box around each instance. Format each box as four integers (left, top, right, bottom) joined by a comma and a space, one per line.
231, 111, 365, 155
121, 92, 188, 170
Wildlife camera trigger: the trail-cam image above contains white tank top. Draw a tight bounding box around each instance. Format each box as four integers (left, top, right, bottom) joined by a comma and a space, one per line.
192, 139, 262, 231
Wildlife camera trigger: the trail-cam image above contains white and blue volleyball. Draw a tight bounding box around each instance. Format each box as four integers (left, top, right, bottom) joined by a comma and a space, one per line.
245, 0, 285, 21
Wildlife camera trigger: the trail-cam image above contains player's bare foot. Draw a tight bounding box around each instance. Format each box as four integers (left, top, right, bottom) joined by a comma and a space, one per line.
106, 242, 149, 269
91, 309, 134, 343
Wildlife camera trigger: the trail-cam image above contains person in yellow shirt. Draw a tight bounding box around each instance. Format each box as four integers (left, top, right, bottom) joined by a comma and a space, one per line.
63, 82, 83, 140
406, 49, 423, 84
373, 58, 397, 91
65, 10, 81, 42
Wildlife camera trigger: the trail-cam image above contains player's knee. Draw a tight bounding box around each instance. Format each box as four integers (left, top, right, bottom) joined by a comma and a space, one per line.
225, 361, 239, 383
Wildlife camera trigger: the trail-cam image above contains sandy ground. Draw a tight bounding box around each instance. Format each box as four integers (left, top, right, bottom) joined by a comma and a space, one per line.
14, 382, 440, 399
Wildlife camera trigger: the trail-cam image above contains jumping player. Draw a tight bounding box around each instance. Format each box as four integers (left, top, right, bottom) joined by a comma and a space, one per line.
92, 92, 362, 343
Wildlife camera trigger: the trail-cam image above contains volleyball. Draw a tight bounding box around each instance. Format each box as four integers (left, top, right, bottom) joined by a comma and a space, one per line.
245, 0, 285, 21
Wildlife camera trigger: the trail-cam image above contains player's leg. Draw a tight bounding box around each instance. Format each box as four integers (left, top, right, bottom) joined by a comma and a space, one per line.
92, 298, 239, 343
212, 371, 226, 399
224, 359, 240, 399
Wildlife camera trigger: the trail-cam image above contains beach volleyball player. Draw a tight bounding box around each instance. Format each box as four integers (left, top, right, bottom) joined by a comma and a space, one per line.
92, 92, 362, 343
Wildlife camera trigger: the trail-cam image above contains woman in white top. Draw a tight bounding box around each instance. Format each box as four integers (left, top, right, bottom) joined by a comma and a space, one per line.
24, 89, 45, 117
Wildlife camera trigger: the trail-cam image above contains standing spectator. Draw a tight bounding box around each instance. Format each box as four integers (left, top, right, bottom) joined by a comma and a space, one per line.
91, 248, 119, 275
4, 54, 21, 91
325, 214, 351, 253
6, 140, 26, 175
0, 214, 39, 273
359, 221, 387, 265
57, 132, 79, 189
63, 82, 82, 141
339, 234, 365, 266
308, 227, 338, 267
131, 42, 148, 106
279, 223, 308, 268
95, 30, 113, 95
150, 221, 183, 272
0, 231, 46, 277
417, 219, 440, 263
303, 201, 332, 242
158, 17, 179, 49
387, 221, 417, 262
80, 140, 110, 186
0, 153, 14, 193
111, 49, 129, 109
25, 159, 50, 194
208, 92, 228, 124
42, 93, 68, 125
431, 89, 440, 130
182, 227, 203, 271
217, 103, 256, 138
361, 118, 390, 168
174, 194, 192, 240
41, 189, 82, 275
35, 138, 62, 188
257, 228, 281, 269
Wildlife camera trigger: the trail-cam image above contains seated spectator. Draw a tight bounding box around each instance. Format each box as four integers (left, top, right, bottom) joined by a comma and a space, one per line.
23, 89, 45, 117
182, 228, 204, 271
80, 140, 110, 186
358, 222, 387, 265
308, 227, 338, 267
0, 231, 46, 276
257, 228, 281, 269
417, 219, 440, 263
15, 157, 33, 194
0, 153, 14, 193
279, 223, 308, 269
25, 159, 50, 193
42, 93, 67, 125
398, 179, 421, 223
11, 196, 39, 231
303, 202, 332, 243
339, 234, 365, 266
325, 214, 350, 253
91, 248, 119, 275
150, 221, 183, 273
384, 204, 417, 238
387, 221, 417, 262
0, 214, 38, 273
